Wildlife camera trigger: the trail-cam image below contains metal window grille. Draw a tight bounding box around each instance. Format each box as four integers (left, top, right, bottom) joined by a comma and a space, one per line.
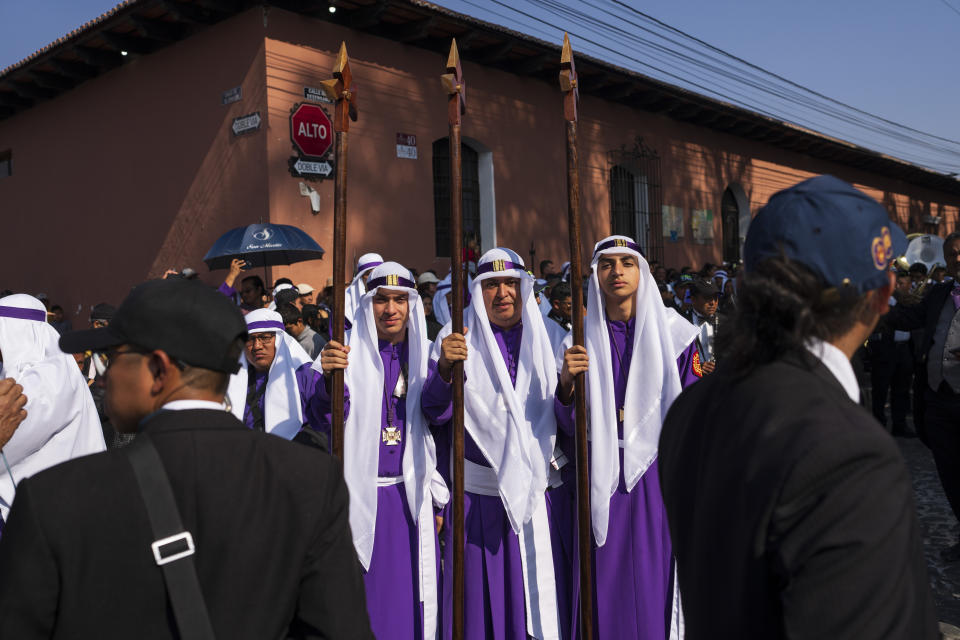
721, 188, 740, 263
432, 139, 481, 257
608, 138, 662, 263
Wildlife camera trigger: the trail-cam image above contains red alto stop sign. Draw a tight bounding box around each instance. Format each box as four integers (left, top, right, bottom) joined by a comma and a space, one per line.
290, 103, 333, 158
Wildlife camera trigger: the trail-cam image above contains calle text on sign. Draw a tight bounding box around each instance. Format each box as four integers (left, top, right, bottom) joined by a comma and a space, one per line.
290, 103, 333, 159
303, 86, 333, 104
222, 86, 242, 105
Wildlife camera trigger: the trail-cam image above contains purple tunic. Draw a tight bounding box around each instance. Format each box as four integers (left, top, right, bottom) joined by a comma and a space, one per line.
421, 322, 532, 640
241, 362, 319, 433
311, 339, 439, 640
552, 318, 697, 639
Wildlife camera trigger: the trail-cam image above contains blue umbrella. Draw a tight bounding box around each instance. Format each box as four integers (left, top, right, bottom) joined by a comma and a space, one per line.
203, 223, 325, 270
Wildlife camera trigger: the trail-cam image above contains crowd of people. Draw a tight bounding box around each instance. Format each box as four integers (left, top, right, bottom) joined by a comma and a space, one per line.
0, 175, 953, 639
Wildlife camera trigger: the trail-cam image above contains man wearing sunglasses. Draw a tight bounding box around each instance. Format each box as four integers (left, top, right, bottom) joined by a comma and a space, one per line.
0, 278, 372, 639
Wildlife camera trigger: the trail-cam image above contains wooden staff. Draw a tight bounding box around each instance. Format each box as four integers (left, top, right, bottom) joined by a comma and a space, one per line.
560, 33, 594, 640
321, 42, 358, 460
441, 38, 467, 639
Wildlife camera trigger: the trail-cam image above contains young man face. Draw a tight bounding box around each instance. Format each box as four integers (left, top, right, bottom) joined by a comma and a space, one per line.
597, 253, 640, 303
551, 296, 573, 322
691, 293, 719, 318
372, 290, 409, 342
482, 276, 522, 328
284, 317, 306, 339
244, 332, 277, 372
895, 274, 912, 295
240, 278, 264, 308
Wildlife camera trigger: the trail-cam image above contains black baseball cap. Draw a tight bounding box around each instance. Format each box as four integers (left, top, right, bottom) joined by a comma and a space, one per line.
690, 279, 719, 298
60, 279, 248, 374
744, 175, 907, 294
89, 302, 116, 321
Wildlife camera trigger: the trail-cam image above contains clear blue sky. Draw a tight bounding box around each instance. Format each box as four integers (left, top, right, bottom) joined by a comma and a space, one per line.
3, 0, 959, 172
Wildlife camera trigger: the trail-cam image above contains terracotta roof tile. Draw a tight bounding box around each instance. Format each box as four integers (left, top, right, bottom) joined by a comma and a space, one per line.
0, 0, 138, 77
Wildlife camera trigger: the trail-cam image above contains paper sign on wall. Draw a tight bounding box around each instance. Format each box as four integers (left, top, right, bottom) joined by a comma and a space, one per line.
662, 205, 683, 242
691, 209, 714, 244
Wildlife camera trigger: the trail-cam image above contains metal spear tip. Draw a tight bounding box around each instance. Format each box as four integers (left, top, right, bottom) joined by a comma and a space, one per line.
442, 38, 466, 118
559, 33, 579, 122
445, 38, 461, 74
561, 32, 573, 67
333, 42, 350, 77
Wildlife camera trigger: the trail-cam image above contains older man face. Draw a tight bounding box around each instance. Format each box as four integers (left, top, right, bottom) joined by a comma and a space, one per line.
244, 332, 277, 372
482, 277, 522, 329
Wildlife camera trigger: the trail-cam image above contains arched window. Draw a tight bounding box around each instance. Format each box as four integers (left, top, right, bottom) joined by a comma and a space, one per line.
432, 139, 481, 257
721, 184, 750, 264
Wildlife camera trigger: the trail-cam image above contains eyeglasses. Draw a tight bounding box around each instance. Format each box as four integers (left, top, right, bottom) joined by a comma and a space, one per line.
246, 333, 276, 346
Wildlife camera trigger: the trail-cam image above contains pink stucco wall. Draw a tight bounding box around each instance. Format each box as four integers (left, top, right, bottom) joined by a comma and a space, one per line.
1, 6, 957, 322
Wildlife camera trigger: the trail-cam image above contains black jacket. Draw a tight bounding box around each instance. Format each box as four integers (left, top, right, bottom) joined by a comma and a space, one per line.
886, 281, 954, 365
659, 356, 937, 639
0, 408, 373, 640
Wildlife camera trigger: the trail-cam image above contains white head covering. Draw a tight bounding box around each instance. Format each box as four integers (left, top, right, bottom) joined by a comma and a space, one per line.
432, 248, 557, 532
0, 295, 105, 518
536, 279, 552, 318
225, 309, 312, 439
268, 282, 296, 311
583, 236, 697, 546
319, 262, 443, 636
433, 273, 452, 326
431, 269, 473, 328
344, 252, 383, 325
713, 269, 729, 293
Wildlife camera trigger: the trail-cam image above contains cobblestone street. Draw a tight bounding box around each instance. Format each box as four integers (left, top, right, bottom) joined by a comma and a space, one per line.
899, 435, 960, 628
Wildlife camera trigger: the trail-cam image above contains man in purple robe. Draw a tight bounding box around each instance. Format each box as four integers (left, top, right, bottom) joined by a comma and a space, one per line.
217, 258, 267, 315
422, 248, 562, 640
314, 261, 445, 640
224, 308, 320, 439
555, 235, 698, 639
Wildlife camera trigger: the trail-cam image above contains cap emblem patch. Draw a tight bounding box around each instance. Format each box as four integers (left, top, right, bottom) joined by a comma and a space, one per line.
871, 226, 893, 270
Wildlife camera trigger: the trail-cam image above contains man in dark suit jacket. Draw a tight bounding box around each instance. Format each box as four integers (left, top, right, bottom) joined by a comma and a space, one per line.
886, 230, 960, 560
659, 176, 938, 639
0, 278, 373, 639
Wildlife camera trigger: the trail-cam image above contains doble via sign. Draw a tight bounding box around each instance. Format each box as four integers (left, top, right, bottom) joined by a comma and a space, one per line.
232, 112, 261, 136
290, 103, 333, 159
294, 159, 333, 176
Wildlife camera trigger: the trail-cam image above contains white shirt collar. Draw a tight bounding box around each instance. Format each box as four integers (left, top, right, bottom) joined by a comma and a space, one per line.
805, 339, 860, 402
161, 399, 226, 412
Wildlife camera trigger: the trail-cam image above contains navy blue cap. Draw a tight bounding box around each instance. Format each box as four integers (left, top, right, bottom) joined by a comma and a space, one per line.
744, 175, 907, 293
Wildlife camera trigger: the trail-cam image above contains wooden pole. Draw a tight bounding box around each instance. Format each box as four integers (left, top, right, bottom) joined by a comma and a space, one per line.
322, 42, 359, 461
442, 39, 467, 640
560, 33, 594, 640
